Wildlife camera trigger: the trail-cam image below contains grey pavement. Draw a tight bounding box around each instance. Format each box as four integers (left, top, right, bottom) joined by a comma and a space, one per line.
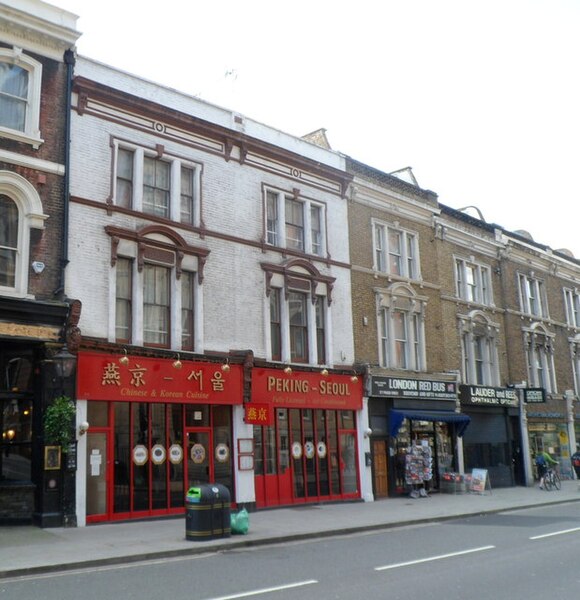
1, 481, 579, 579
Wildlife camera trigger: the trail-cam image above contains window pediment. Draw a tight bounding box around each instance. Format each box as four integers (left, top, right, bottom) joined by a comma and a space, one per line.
261, 258, 335, 305
375, 282, 427, 312
459, 310, 500, 335
105, 224, 209, 281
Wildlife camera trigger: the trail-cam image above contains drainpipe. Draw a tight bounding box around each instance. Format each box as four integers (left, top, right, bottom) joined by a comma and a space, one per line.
54, 48, 75, 299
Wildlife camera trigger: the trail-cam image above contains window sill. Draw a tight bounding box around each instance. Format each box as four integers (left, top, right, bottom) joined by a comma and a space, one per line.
0, 127, 44, 149
0, 288, 34, 299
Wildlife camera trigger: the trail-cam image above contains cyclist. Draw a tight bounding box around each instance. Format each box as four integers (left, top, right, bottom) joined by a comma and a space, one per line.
535, 449, 558, 489
571, 444, 580, 481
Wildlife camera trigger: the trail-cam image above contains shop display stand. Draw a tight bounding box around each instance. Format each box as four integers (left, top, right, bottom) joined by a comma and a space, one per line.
405, 444, 433, 499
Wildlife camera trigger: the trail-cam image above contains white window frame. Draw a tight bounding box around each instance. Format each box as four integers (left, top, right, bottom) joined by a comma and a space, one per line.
0, 171, 47, 298
266, 286, 331, 366
373, 220, 420, 280
264, 188, 326, 257
524, 324, 556, 393
109, 239, 202, 352
112, 142, 201, 226
455, 257, 493, 305
518, 273, 548, 318
563, 287, 580, 328
0, 48, 43, 148
570, 336, 580, 396
459, 311, 500, 386
377, 283, 426, 371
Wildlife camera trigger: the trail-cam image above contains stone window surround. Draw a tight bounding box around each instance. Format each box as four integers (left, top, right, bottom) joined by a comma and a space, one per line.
0, 47, 43, 148
0, 171, 48, 298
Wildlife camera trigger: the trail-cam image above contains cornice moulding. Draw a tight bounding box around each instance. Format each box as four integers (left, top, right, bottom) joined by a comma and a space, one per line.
72, 77, 352, 198
435, 222, 504, 259
0, 5, 80, 61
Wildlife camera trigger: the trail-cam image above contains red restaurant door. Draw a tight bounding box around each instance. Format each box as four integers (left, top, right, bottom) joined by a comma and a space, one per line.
254, 408, 292, 507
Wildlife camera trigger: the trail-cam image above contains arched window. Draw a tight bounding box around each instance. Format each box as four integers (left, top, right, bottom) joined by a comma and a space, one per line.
459, 311, 500, 386
524, 323, 556, 393
0, 195, 18, 287
0, 171, 47, 297
377, 283, 427, 371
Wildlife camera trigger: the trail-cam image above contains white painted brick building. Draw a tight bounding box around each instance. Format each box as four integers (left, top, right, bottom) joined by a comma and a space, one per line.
68, 56, 364, 524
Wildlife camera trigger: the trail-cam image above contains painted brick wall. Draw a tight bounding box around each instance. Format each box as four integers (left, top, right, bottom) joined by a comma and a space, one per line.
68, 58, 354, 366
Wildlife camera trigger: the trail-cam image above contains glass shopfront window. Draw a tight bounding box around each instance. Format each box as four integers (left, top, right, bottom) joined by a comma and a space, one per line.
86, 401, 232, 522
0, 351, 34, 483
528, 422, 573, 479
254, 408, 359, 507
393, 419, 453, 493
0, 396, 33, 482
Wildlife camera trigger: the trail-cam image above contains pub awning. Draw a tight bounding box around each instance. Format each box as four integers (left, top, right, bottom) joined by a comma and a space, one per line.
389, 409, 471, 437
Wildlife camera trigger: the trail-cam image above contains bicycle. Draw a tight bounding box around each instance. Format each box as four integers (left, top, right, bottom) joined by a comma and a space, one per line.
543, 466, 561, 491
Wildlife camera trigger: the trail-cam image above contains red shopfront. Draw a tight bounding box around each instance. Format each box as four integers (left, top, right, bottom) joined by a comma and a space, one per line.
77, 352, 242, 523
250, 368, 363, 508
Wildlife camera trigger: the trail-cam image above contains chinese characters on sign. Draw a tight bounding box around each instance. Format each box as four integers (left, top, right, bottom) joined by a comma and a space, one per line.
78, 352, 242, 404
244, 403, 272, 425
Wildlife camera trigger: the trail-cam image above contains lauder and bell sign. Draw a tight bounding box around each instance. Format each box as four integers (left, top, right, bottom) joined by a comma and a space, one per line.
459, 385, 518, 407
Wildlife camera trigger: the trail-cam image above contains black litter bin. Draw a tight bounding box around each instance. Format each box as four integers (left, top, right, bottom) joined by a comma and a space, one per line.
185, 483, 231, 541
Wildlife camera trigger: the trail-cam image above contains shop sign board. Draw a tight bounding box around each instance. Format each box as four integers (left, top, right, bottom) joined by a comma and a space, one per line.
523, 388, 546, 403
252, 368, 362, 410
244, 402, 273, 425
459, 385, 518, 407
77, 351, 243, 404
371, 376, 457, 400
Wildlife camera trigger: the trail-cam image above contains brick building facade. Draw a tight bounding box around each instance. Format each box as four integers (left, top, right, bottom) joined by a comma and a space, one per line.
347, 154, 580, 497
0, 0, 80, 525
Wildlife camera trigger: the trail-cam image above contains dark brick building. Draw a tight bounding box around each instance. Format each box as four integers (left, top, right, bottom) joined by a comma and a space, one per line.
0, 0, 80, 525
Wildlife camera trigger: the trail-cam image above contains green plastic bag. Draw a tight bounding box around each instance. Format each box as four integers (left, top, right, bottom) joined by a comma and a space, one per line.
230, 508, 249, 535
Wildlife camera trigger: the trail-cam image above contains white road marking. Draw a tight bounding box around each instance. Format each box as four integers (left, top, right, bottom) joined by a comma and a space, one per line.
375, 545, 495, 571
205, 580, 318, 600
530, 526, 580, 540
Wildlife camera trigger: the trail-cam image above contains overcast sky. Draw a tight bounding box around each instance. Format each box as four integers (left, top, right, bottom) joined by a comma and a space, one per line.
51, 0, 580, 257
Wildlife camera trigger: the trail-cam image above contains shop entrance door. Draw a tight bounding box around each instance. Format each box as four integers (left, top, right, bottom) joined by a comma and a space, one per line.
253, 409, 293, 508
372, 440, 388, 498
186, 429, 212, 487
86, 431, 110, 522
